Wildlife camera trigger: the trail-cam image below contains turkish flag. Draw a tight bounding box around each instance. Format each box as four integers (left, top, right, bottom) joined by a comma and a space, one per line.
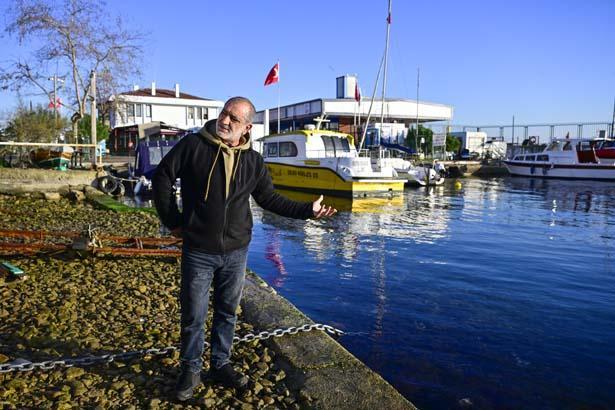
48, 97, 62, 109
354, 82, 361, 102
264, 63, 279, 86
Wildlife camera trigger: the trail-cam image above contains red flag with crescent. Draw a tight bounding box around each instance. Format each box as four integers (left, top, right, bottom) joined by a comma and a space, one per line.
264, 63, 279, 86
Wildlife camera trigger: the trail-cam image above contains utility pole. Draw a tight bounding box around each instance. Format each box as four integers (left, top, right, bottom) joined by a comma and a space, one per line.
90, 71, 98, 168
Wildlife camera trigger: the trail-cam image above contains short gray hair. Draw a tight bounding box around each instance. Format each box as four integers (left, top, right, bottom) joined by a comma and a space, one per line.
225, 96, 256, 124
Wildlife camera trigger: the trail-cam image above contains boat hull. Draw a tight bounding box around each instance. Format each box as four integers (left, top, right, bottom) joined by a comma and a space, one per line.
265, 162, 405, 198
504, 161, 615, 180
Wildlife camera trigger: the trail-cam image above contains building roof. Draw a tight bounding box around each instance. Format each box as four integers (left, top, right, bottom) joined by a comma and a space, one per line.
120, 88, 213, 101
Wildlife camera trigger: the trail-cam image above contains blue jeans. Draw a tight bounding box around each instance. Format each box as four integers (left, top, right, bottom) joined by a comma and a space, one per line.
179, 246, 248, 373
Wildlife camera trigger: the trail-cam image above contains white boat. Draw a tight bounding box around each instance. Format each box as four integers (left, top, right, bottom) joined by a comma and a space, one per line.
504, 138, 615, 180
368, 148, 444, 186
261, 127, 406, 198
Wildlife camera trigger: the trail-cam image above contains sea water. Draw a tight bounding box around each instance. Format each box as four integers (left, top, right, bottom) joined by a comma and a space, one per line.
248, 178, 615, 409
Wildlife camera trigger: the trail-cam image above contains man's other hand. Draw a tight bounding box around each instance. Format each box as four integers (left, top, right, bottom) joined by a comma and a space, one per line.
312, 195, 337, 219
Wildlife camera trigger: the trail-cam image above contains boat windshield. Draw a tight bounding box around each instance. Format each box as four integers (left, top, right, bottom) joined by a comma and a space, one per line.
598, 140, 615, 149
546, 141, 561, 151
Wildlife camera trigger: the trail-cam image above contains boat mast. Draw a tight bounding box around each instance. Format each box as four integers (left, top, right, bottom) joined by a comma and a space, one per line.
359, 0, 392, 151
415, 67, 420, 153
380, 0, 392, 127
359, 53, 385, 151
611, 96, 615, 138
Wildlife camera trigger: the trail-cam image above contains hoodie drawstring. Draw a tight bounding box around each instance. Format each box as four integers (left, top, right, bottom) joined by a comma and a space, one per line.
232, 149, 242, 184
205, 144, 222, 201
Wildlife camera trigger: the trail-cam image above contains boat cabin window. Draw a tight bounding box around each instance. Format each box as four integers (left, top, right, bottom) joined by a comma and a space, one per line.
578, 141, 593, 151
149, 147, 163, 166
279, 141, 298, 157
514, 155, 523, 160
321, 136, 336, 157
536, 155, 549, 161
265, 142, 278, 157
321, 135, 351, 157
161, 145, 173, 158
600, 140, 615, 148
563, 141, 572, 151
338, 138, 351, 152
525, 155, 536, 161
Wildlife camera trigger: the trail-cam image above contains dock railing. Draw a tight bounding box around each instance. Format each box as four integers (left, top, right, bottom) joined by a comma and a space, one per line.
423, 121, 613, 144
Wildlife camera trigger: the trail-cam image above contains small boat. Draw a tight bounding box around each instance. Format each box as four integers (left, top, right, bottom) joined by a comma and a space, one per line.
594, 138, 615, 164
29, 146, 73, 169
261, 128, 405, 198
132, 139, 179, 195
504, 138, 615, 180
369, 148, 445, 186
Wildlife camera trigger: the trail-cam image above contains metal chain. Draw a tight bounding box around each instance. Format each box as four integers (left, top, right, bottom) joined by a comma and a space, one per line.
0, 323, 344, 374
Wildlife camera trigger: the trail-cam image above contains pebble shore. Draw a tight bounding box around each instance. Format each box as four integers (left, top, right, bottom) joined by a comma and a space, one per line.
0, 195, 310, 409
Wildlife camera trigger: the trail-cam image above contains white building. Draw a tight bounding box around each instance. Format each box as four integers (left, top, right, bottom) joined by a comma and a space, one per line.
108, 83, 223, 153
254, 75, 453, 143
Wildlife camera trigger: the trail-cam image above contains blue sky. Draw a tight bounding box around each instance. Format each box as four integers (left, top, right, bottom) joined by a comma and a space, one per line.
1, 0, 614, 125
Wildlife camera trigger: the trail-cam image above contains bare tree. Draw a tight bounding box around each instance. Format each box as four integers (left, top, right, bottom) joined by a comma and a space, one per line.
0, 0, 143, 142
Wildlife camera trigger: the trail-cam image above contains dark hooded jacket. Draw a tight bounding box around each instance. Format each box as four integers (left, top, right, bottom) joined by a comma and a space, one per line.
152, 119, 313, 254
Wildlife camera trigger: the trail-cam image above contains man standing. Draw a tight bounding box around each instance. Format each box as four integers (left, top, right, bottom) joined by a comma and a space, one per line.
152, 97, 336, 401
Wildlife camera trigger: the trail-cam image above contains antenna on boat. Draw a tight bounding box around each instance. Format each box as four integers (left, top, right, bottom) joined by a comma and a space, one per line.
313, 115, 330, 130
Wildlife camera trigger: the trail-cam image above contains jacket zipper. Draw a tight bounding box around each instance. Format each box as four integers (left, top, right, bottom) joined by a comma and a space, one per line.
221, 200, 229, 253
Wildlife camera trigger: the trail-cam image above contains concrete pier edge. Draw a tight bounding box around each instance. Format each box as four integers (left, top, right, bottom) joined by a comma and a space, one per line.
241, 271, 416, 409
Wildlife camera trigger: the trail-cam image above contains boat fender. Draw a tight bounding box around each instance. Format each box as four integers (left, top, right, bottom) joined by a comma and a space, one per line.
530, 166, 535, 175
97, 176, 118, 195
112, 182, 125, 197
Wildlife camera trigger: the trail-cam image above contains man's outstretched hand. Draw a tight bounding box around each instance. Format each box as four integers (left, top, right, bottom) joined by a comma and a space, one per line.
312, 195, 337, 219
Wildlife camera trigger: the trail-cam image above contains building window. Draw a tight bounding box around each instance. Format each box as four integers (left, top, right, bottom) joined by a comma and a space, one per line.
188, 107, 194, 120
127, 104, 135, 117
197, 107, 203, 120
146, 104, 152, 117
267, 142, 278, 157
202, 108, 209, 120
279, 141, 298, 157
135, 104, 142, 117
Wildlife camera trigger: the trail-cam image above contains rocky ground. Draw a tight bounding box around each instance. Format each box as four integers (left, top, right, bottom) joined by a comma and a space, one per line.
0, 195, 308, 409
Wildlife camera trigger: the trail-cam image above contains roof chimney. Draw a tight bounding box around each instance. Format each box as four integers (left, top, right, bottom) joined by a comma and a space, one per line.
151, 82, 156, 96
175, 83, 180, 98
133, 84, 139, 91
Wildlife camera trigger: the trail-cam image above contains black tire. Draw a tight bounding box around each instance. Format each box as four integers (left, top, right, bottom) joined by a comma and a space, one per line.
111, 182, 125, 197
97, 176, 118, 195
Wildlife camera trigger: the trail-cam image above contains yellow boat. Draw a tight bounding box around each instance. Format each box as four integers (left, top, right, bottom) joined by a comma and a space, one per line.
261, 128, 405, 198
